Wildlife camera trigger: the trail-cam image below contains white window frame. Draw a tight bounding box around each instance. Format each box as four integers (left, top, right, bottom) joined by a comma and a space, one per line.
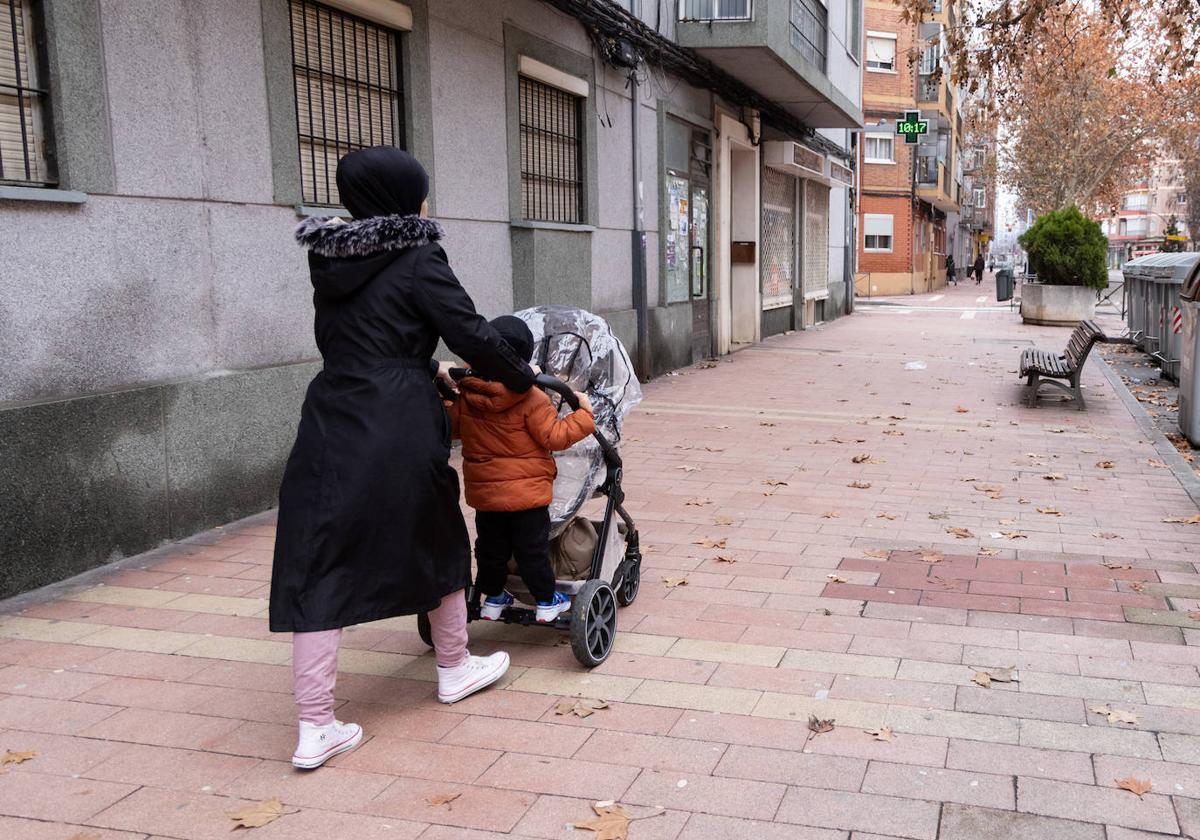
865, 31, 897, 73
864, 213, 894, 253
972, 187, 986, 209
863, 133, 895, 164
846, 0, 862, 63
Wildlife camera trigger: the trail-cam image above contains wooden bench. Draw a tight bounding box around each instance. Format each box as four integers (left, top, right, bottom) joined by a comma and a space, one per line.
1020, 320, 1109, 409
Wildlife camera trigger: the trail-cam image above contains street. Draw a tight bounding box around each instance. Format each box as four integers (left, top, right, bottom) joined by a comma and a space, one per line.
2, 280, 1199, 839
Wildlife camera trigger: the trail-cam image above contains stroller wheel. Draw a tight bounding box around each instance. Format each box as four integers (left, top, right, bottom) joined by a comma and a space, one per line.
616, 559, 640, 607
570, 580, 617, 667
416, 612, 433, 648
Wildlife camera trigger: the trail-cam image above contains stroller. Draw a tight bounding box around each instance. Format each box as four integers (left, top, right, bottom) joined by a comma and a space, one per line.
417, 306, 644, 667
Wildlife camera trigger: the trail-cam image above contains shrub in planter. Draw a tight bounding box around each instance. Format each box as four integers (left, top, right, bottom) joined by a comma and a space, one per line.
1018, 205, 1108, 290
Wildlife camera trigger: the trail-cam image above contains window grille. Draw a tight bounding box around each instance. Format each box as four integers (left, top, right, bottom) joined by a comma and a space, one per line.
289, 0, 403, 207
803, 181, 829, 294
761, 167, 795, 309
1, 0, 52, 185
790, 0, 827, 73
518, 75, 583, 224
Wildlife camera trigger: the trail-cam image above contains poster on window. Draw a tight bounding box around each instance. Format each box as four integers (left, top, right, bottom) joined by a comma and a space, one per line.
665, 174, 691, 303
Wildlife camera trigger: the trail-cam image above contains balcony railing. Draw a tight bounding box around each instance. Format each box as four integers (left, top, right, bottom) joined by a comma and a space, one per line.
681, 0, 753, 20
918, 75, 939, 103
679, 0, 753, 21
918, 156, 940, 187
790, 0, 828, 72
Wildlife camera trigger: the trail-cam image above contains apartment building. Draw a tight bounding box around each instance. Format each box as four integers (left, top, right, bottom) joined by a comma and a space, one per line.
0, 0, 863, 597
1102, 156, 1192, 267
854, 0, 965, 296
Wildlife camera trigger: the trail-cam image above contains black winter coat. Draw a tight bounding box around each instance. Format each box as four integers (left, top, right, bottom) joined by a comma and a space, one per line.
269, 215, 534, 632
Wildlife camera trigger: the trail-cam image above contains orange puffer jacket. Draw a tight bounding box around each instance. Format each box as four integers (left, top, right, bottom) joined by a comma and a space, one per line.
447, 377, 595, 512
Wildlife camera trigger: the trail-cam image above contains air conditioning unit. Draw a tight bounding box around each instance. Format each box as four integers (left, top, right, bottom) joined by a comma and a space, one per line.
764, 141, 826, 180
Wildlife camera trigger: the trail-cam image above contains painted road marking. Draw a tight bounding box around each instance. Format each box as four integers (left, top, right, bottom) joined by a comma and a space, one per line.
930, 295, 944, 302
976, 296, 987, 303
961, 311, 976, 320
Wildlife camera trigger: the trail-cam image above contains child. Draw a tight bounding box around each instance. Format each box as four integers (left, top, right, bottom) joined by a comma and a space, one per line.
448, 316, 596, 623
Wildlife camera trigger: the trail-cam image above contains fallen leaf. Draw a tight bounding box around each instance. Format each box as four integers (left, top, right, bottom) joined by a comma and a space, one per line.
1129, 581, 1146, 593
572, 801, 666, 840
693, 537, 727, 549
763, 479, 789, 487
1047, 427, 1066, 434
1037, 507, 1064, 517
714, 554, 737, 564
1097, 461, 1115, 469
864, 549, 889, 559
826, 574, 848, 583
1095, 532, 1121, 540
759, 421, 777, 427
704, 446, 725, 452
1102, 560, 1133, 570
865, 726, 894, 742
1116, 777, 1153, 798
979, 548, 1000, 556
662, 577, 689, 588
883, 429, 905, 436
849, 481, 872, 489
1000, 531, 1028, 540
710, 424, 730, 430
971, 671, 992, 688
988, 666, 1018, 683
0, 750, 36, 765
227, 799, 291, 829
1188, 611, 1200, 622
1042, 473, 1066, 481
807, 714, 835, 734
877, 512, 898, 520
851, 453, 872, 464
921, 551, 945, 564
427, 792, 462, 807
929, 512, 951, 521
946, 527, 975, 539
955, 406, 970, 413
642, 544, 658, 553
821, 511, 840, 519
684, 497, 712, 507
930, 575, 960, 590
713, 516, 735, 526
677, 465, 700, 472
973, 484, 1005, 494
555, 698, 609, 718
1089, 704, 1140, 725
1148, 459, 1168, 468
1163, 515, 1200, 525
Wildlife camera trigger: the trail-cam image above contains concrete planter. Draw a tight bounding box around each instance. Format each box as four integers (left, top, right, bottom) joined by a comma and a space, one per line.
1020, 283, 1096, 326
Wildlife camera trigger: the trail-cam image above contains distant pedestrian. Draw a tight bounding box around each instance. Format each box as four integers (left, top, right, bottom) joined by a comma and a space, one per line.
946, 254, 957, 286
974, 254, 985, 285
272, 147, 536, 771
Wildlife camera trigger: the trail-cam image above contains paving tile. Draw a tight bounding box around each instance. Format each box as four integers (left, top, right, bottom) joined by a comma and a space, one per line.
1093, 753, 1200, 799
679, 812, 845, 839
367, 777, 537, 832
88, 786, 283, 840
1077, 655, 1200, 686
885, 706, 1021, 744
0, 615, 104, 644
714, 743, 866, 790
78, 626, 204, 655
0, 769, 137, 823
573, 729, 726, 774
510, 794, 689, 840
955, 684, 1087, 723
938, 803, 1104, 840
537, 699, 683, 736
0, 663, 111, 699
82, 648, 215, 682
1142, 682, 1200, 710
0, 694, 120, 735
628, 680, 760, 714
83, 707, 242, 749
1158, 733, 1200, 764
753, 693, 889, 729
802, 723, 949, 767
1018, 720, 1161, 762
829, 673, 957, 709
623, 768, 785, 820
507, 667, 642, 702
1016, 777, 1179, 833
220, 758, 394, 811
706, 661, 832, 693
665, 637, 785, 667
84, 741, 259, 792
1018, 671, 1144, 703
0, 817, 147, 840
336, 735, 500, 782
440, 714, 592, 758
668, 709, 813, 750
946, 739, 1094, 783
861, 760, 1015, 809
780, 650, 899, 679
0, 729, 126, 776
846, 636, 963, 664
774, 786, 941, 840
475, 752, 639, 801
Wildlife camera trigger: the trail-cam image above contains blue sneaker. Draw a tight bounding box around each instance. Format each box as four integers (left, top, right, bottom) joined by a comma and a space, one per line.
535, 591, 571, 623
480, 591, 513, 621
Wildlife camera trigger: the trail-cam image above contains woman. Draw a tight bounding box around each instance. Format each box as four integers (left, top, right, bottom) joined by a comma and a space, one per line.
945, 253, 957, 286
973, 253, 986, 285
270, 147, 536, 770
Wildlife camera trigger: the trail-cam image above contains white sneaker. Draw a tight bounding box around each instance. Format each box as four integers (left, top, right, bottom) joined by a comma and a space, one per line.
291, 719, 363, 770
535, 591, 571, 623
437, 651, 510, 704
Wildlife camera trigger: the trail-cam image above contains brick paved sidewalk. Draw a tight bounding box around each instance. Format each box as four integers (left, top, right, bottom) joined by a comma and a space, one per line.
2, 285, 1199, 839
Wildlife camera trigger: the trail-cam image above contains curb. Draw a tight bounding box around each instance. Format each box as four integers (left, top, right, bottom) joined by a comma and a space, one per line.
1093, 353, 1200, 510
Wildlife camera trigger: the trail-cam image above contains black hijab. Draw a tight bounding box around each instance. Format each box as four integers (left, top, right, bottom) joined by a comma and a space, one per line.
336, 146, 429, 219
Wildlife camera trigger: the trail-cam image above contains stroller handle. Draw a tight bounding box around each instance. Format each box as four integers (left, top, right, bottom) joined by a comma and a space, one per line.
534, 374, 623, 471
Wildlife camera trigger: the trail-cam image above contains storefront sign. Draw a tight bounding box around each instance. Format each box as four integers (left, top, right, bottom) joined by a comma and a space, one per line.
829, 160, 854, 186
896, 110, 929, 145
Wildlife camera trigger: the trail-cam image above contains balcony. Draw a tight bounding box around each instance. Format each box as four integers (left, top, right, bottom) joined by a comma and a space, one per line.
917, 157, 959, 213
676, 0, 863, 128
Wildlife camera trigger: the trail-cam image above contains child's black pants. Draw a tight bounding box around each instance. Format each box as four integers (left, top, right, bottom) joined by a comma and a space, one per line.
474, 506, 556, 603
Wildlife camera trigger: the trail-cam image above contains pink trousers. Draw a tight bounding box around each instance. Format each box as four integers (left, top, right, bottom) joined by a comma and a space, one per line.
293, 590, 469, 725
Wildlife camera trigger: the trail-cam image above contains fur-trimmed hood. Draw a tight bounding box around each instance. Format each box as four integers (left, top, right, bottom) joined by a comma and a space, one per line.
295, 214, 444, 259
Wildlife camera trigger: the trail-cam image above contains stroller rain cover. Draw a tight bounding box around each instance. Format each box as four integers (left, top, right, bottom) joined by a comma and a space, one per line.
514, 305, 642, 535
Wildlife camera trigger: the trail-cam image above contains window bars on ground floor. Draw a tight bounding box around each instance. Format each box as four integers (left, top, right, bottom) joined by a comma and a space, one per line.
518, 75, 583, 225
289, 0, 403, 207
1, 0, 53, 186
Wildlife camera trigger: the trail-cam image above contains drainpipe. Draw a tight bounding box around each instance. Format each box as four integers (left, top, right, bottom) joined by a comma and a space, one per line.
630, 67, 651, 380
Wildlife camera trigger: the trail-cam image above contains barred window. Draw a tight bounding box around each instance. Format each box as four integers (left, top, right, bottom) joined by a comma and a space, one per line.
289, 0, 403, 207
519, 75, 583, 224
1, 0, 52, 185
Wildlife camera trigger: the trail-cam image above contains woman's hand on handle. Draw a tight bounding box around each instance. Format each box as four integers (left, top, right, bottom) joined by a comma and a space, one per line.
435, 361, 460, 394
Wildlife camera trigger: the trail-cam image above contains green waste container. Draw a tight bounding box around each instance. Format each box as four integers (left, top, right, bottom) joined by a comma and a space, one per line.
996, 269, 1014, 302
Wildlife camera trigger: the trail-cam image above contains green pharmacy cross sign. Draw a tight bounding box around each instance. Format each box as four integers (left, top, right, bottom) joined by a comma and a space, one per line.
896, 110, 929, 145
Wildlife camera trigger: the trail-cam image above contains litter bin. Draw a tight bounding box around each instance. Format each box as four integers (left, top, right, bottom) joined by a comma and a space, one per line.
1178, 260, 1200, 447
1122, 253, 1199, 371
996, 268, 1013, 302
